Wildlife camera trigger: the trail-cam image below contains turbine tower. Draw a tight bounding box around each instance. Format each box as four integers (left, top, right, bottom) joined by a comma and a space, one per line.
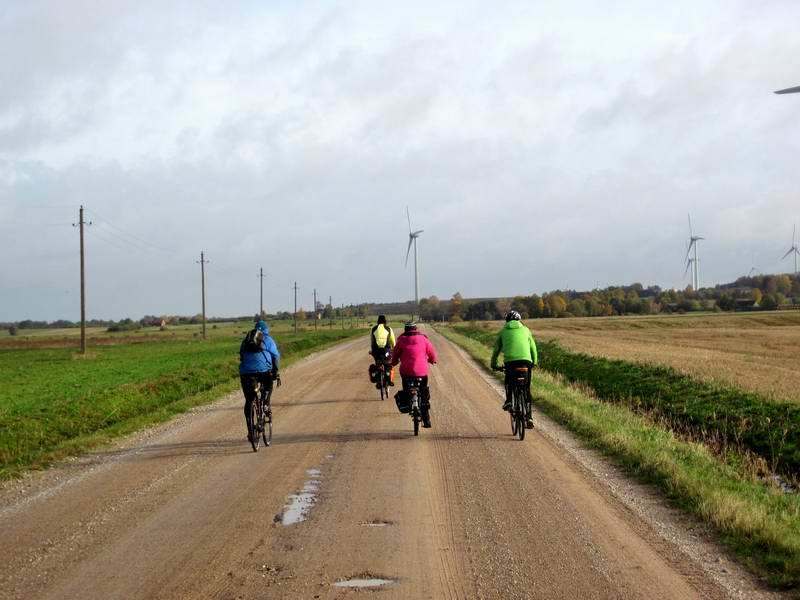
781, 224, 800, 274
684, 213, 704, 291
405, 207, 423, 311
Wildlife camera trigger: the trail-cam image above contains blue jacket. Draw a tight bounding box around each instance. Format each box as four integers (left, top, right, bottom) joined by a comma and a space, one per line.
239, 321, 280, 374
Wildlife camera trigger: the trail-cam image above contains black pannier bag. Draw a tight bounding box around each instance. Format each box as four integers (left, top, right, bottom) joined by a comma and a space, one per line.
394, 390, 411, 413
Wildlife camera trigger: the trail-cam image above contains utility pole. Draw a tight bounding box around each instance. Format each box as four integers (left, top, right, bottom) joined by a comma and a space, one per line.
258, 268, 265, 317
198, 252, 209, 340
329, 295, 333, 328
313, 288, 318, 330
341, 304, 344, 330
293, 281, 298, 334
73, 205, 92, 353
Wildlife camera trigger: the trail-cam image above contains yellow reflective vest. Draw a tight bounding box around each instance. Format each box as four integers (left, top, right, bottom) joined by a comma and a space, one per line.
371, 324, 396, 349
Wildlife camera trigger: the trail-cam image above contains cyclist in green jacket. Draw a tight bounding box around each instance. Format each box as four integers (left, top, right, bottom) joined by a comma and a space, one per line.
490, 311, 538, 428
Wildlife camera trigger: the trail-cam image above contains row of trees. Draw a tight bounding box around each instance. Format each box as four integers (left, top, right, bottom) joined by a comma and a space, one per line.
416, 274, 800, 322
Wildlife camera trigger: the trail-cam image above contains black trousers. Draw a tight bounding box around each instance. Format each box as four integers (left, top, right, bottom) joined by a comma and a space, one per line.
371, 346, 391, 364
240, 372, 274, 424
504, 360, 532, 407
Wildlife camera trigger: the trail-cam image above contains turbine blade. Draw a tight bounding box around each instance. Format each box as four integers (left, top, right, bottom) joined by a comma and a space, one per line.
688, 213, 693, 237
405, 236, 413, 266
782, 248, 794, 260
407, 207, 412, 234
684, 260, 692, 278
412, 229, 424, 236
684, 241, 694, 263
775, 85, 800, 94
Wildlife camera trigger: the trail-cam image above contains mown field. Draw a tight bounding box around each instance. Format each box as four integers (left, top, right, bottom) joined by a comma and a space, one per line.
518, 312, 800, 404
0, 321, 365, 478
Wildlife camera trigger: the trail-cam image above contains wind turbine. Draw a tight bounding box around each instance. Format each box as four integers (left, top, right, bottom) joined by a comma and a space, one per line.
781, 224, 800, 274
684, 213, 704, 291
405, 207, 423, 312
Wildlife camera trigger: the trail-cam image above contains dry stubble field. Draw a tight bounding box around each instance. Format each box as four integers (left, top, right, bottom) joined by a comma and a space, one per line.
523, 312, 800, 403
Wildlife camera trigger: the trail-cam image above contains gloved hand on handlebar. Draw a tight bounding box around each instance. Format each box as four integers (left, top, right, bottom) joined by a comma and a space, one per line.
273, 371, 281, 387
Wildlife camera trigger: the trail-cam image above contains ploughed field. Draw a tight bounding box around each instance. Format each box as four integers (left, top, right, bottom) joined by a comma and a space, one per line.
523, 312, 800, 404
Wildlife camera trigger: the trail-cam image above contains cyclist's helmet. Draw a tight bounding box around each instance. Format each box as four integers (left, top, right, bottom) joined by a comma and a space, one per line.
404, 321, 417, 332
505, 310, 522, 322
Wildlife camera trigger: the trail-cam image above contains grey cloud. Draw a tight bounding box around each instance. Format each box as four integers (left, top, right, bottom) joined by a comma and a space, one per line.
3, 2, 800, 320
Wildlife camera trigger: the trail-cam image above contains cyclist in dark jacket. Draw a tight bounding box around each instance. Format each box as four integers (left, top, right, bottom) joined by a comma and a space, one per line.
240, 320, 280, 440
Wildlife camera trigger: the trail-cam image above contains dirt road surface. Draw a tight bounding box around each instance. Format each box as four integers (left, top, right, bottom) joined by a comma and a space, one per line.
0, 331, 771, 599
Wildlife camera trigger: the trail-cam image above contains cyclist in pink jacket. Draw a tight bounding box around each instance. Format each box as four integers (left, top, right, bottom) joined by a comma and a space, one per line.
391, 322, 437, 427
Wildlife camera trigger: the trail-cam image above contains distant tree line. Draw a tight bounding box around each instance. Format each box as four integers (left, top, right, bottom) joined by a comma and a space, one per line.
5, 273, 798, 334
416, 273, 800, 322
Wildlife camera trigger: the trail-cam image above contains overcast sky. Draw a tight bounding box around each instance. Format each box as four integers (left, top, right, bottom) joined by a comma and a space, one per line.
2, 1, 800, 320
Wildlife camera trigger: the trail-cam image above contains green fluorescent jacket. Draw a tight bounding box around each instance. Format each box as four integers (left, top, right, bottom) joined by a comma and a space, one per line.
490, 320, 538, 368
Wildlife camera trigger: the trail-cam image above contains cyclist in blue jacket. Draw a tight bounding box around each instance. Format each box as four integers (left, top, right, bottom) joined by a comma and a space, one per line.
239, 320, 281, 441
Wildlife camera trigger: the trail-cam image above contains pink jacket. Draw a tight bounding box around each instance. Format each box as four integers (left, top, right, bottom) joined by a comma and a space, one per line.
391, 331, 437, 377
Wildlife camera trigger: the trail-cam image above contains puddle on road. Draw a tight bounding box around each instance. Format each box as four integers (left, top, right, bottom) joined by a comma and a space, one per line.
281, 492, 315, 525
334, 578, 396, 589
279, 467, 323, 525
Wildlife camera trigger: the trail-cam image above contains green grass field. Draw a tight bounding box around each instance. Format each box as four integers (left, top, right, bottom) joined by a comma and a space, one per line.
0, 323, 364, 479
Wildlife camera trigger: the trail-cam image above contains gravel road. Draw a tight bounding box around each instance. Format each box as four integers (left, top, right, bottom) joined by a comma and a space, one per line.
0, 331, 780, 599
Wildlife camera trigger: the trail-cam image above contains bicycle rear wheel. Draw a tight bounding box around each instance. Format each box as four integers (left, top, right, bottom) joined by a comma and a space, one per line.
249, 399, 260, 452
262, 406, 272, 447
508, 386, 517, 435
515, 388, 526, 441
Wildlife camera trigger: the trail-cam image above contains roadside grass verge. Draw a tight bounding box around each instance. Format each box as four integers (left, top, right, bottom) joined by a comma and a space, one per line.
451, 325, 800, 478
0, 328, 361, 479
437, 325, 800, 588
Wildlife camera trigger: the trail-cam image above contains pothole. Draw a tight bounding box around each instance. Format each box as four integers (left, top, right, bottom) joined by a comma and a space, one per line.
359, 519, 394, 528
333, 578, 396, 588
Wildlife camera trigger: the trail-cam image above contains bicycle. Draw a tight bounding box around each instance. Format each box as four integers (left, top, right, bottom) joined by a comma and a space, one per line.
248, 376, 273, 452
494, 366, 531, 441
376, 352, 391, 401
405, 377, 429, 436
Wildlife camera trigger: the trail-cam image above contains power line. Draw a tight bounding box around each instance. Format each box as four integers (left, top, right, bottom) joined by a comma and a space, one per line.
85, 209, 174, 254
87, 226, 147, 253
